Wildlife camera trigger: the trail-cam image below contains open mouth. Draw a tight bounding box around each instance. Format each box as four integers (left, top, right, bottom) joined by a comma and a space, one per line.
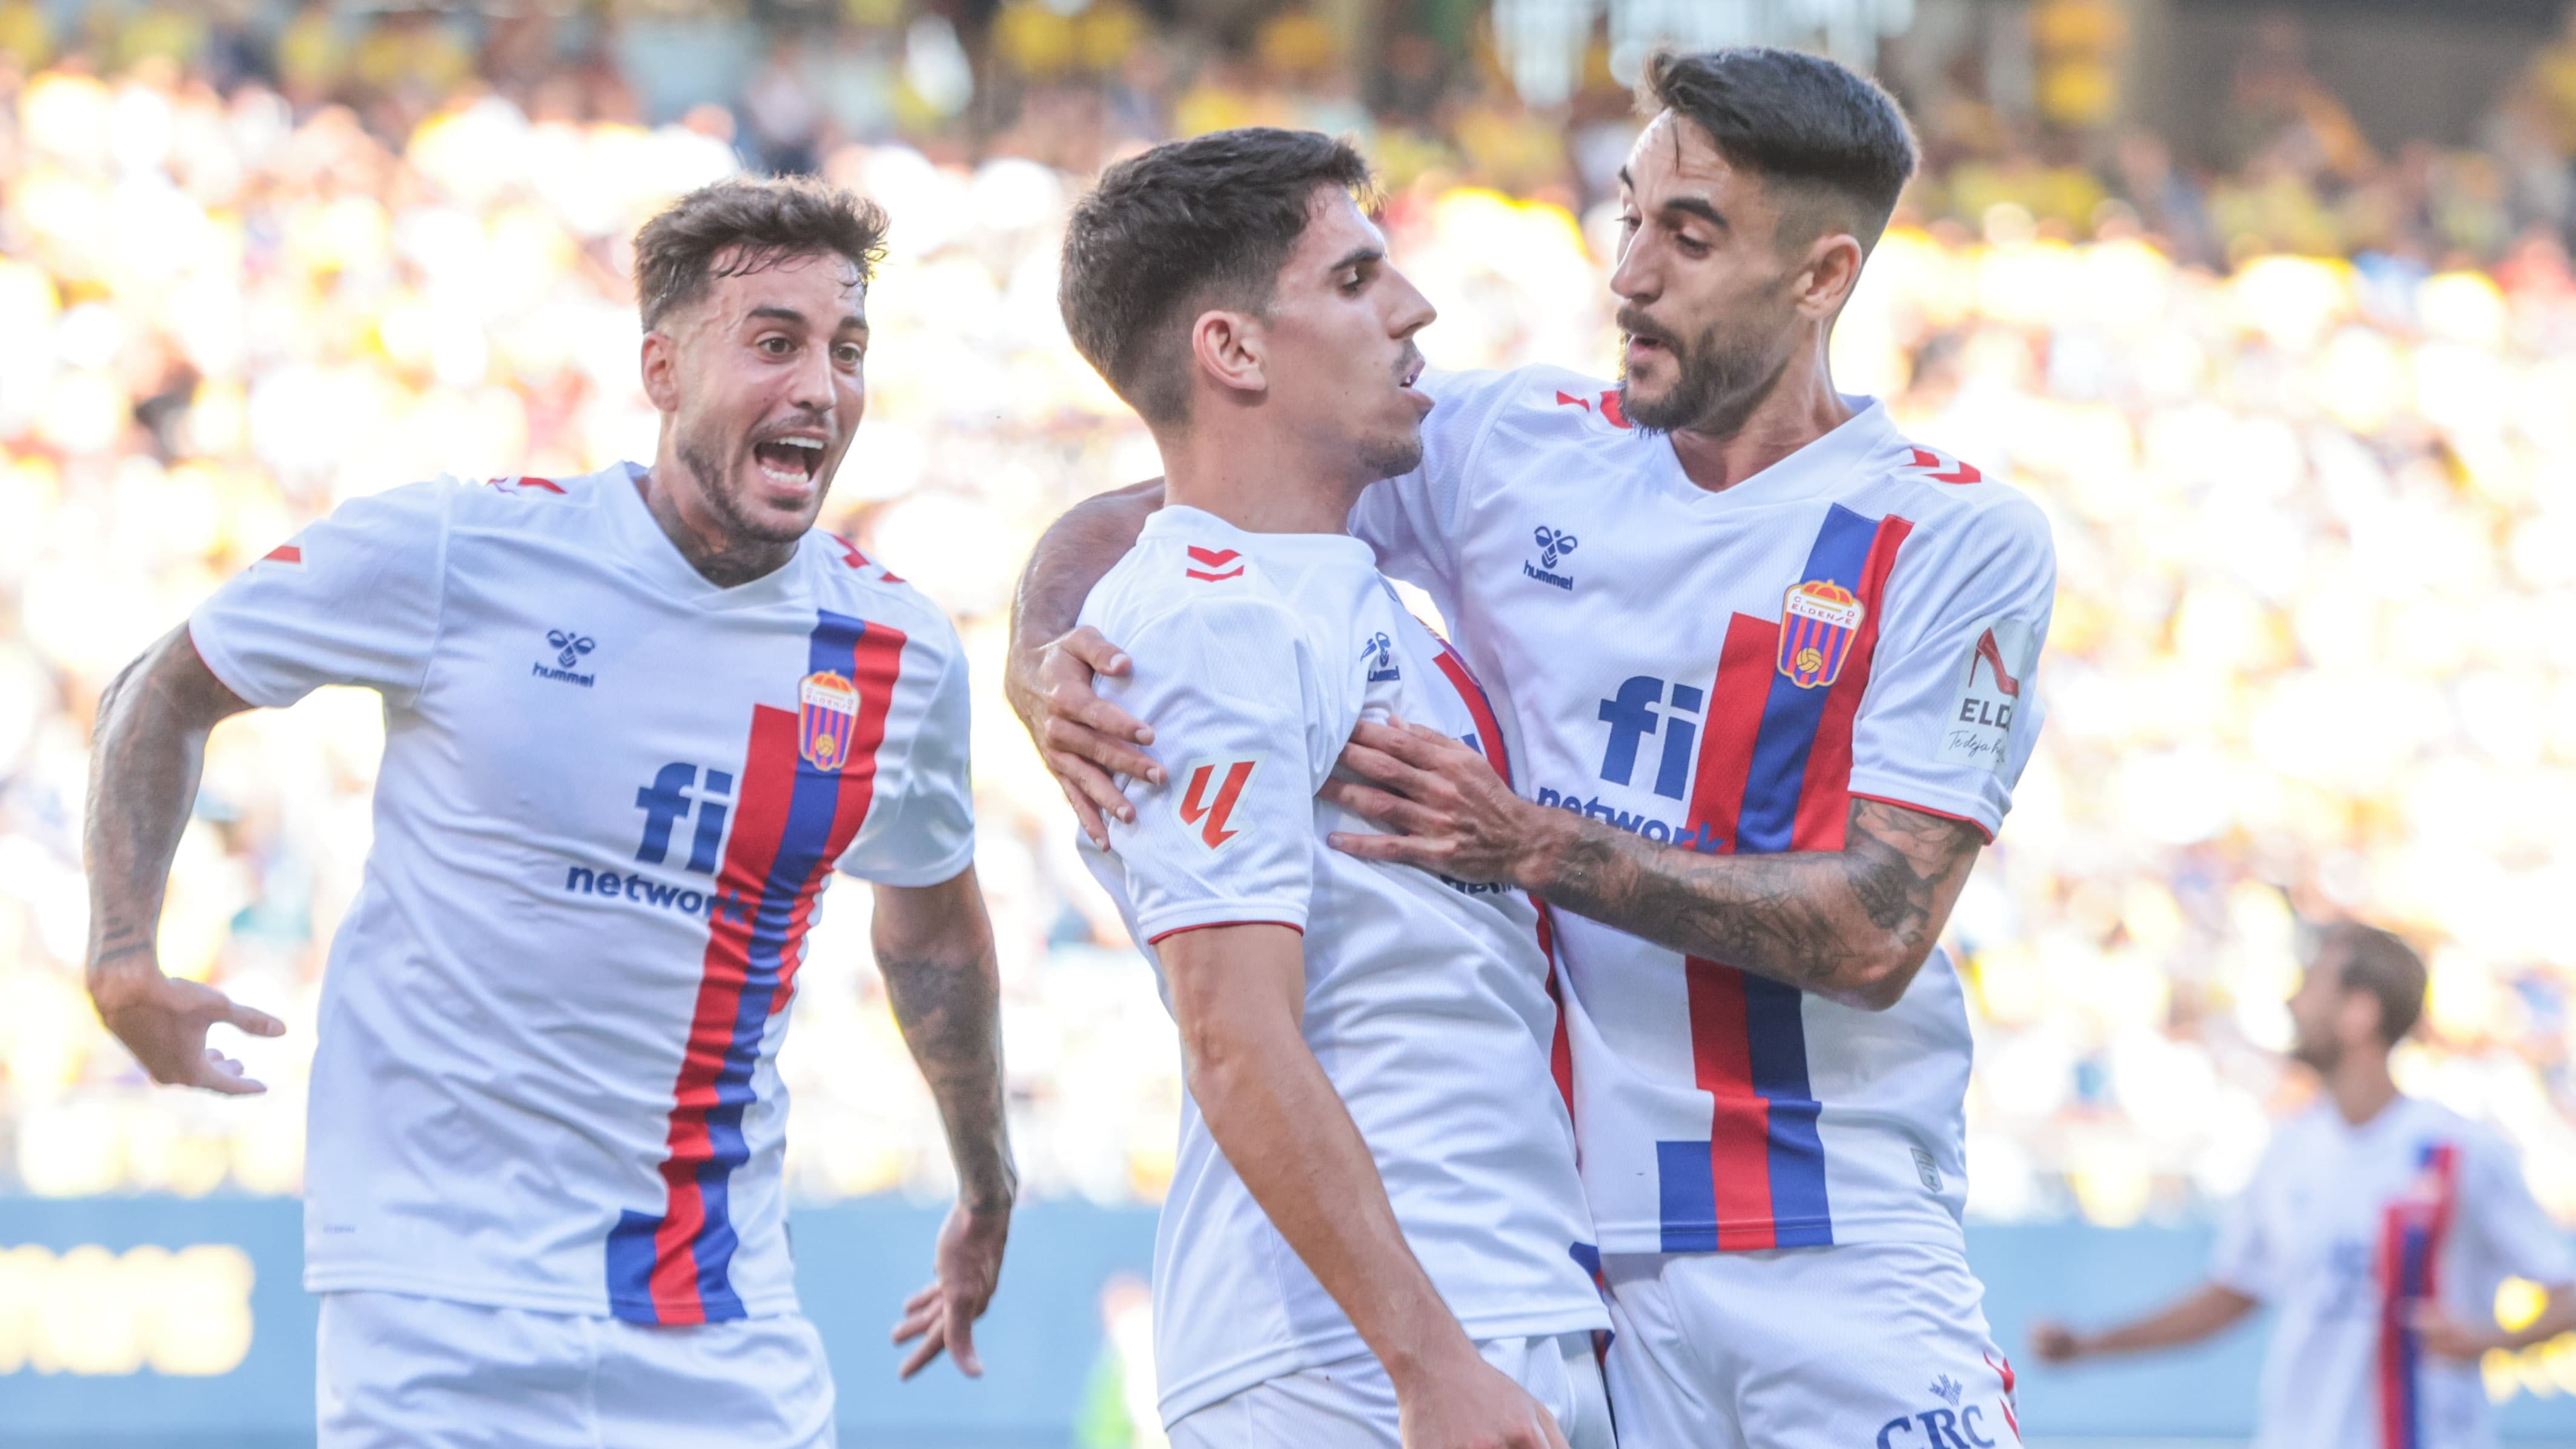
752, 434, 826, 486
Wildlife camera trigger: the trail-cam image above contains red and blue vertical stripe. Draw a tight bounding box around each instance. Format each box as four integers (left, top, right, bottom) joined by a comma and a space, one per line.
607, 609, 905, 1324
1429, 631, 1577, 1114
1654, 504, 1913, 1252
2377, 1141, 2461, 1449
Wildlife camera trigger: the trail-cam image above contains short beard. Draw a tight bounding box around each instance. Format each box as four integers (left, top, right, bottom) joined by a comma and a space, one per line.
1617, 296, 1795, 438
677, 427, 811, 546
2290, 1034, 2340, 1075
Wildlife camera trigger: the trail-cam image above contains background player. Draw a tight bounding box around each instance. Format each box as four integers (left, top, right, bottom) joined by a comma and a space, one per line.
83, 177, 1013, 1445
1012, 47, 2052, 1447
1055, 127, 1609, 1449
2030, 924, 2576, 1449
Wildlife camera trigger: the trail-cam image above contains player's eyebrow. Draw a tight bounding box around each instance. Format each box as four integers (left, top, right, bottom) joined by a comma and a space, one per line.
1614, 168, 1730, 233
1326, 244, 1383, 276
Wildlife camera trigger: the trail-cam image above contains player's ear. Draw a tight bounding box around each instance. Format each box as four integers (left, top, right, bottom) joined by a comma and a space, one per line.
640, 329, 681, 414
1795, 231, 1866, 319
1190, 308, 1268, 399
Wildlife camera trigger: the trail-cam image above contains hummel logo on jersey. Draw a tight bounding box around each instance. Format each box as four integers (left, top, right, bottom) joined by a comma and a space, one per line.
1523, 526, 1577, 591
1176, 755, 1261, 851
1597, 675, 1703, 800
1364, 632, 1400, 683
1185, 546, 1244, 582
534, 629, 597, 687
634, 763, 733, 874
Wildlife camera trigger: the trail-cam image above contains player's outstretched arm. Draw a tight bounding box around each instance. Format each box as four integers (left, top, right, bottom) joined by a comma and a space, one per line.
1163, 922, 1571, 1449
83, 626, 285, 1093
1004, 479, 1167, 844
1322, 720, 1979, 1012
2028, 1282, 2259, 1363
875, 867, 1016, 1379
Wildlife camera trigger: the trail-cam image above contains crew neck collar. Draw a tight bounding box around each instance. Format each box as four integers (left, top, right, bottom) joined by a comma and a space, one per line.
1649, 394, 1898, 508
609, 460, 813, 609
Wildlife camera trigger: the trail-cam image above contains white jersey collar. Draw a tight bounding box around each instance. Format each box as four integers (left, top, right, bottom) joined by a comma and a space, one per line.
1648, 394, 1897, 509
609, 460, 815, 610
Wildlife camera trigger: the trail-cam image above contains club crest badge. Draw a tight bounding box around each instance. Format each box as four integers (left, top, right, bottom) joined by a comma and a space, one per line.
1777, 580, 1865, 688
798, 670, 859, 771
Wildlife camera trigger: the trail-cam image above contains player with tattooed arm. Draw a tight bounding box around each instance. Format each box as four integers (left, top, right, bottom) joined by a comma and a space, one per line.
85, 177, 1012, 1447
1013, 48, 2054, 1449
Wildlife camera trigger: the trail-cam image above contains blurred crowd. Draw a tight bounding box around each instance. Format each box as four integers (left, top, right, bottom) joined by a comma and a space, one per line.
5, 1, 2576, 1241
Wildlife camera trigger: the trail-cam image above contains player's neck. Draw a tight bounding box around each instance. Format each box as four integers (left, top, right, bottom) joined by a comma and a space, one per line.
2325, 1052, 2402, 1127
1666, 340, 1855, 494
1155, 425, 1365, 536
635, 460, 800, 588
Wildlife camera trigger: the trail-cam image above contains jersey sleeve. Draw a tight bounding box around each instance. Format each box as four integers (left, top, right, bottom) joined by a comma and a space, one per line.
1347, 368, 1514, 609
188, 479, 454, 709
1098, 595, 1325, 944
2210, 1140, 2283, 1300
835, 626, 977, 888
1846, 497, 2058, 840
2463, 1130, 2576, 1286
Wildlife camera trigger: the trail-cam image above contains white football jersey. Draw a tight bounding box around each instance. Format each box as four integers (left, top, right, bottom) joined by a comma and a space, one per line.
190, 462, 975, 1325
1078, 505, 1607, 1426
1351, 366, 2056, 1255
2213, 1096, 2574, 1449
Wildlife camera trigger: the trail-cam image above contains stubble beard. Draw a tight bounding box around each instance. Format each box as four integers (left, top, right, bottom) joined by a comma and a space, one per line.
1356, 428, 1426, 483
1617, 284, 1798, 439
677, 424, 812, 548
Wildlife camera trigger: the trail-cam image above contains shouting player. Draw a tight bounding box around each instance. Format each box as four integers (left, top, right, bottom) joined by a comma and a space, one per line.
1014, 50, 2053, 1447
1055, 130, 1611, 1447
85, 177, 1013, 1446
2030, 924, 2576, 1449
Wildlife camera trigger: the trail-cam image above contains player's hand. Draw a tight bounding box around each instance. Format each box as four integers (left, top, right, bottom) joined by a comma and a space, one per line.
1323, 718, 1552, 888
1005, 625, 1161, 847
1396, 1345, 1573, 1449
2411, 1302, 2503, 1360
89, 959, 285, 1095
2027, 1318, 2085, 1363
892, 1198, 1010, 1379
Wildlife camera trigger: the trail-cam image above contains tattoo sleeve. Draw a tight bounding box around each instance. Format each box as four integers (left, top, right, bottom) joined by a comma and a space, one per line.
84, 627, 253, 989
872, 873, 1016, 1210
1535, 798, 1984, 1011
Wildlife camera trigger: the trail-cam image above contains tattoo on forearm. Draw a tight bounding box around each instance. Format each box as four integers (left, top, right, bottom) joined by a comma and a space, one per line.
85, 632, 237, 983
1540, 798, 1981, 1006
878, 938, 1015, 1207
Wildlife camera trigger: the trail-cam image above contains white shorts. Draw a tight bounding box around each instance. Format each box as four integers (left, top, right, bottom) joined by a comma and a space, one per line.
1602, 1241, 2021, 1449
1167, 1331, 1615, 1449
317, 1290, 835, 1448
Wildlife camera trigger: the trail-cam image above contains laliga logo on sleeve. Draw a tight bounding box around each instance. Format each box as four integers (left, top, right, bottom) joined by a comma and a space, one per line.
1939, 619, 2039, 773
1776, 580, 1864, 688
1176, 754, 1262, 852
798, 671, 859, 771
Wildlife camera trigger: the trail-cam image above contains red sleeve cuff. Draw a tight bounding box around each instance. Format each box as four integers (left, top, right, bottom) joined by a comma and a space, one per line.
1147, 920, 1304, 946
1847, 792, 1996, 845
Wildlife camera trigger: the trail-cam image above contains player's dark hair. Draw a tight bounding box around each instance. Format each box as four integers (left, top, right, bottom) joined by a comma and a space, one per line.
1059, 127, 1374, 428
632, 176, 890, 331
2323, 922, 2428, 1045
1640, 47, 1918, 253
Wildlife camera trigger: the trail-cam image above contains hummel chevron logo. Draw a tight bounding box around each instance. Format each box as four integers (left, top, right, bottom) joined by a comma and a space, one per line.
1185, 546, 1245, 582
1176, 755, 1260, 850
1906, 445, 1982, 485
